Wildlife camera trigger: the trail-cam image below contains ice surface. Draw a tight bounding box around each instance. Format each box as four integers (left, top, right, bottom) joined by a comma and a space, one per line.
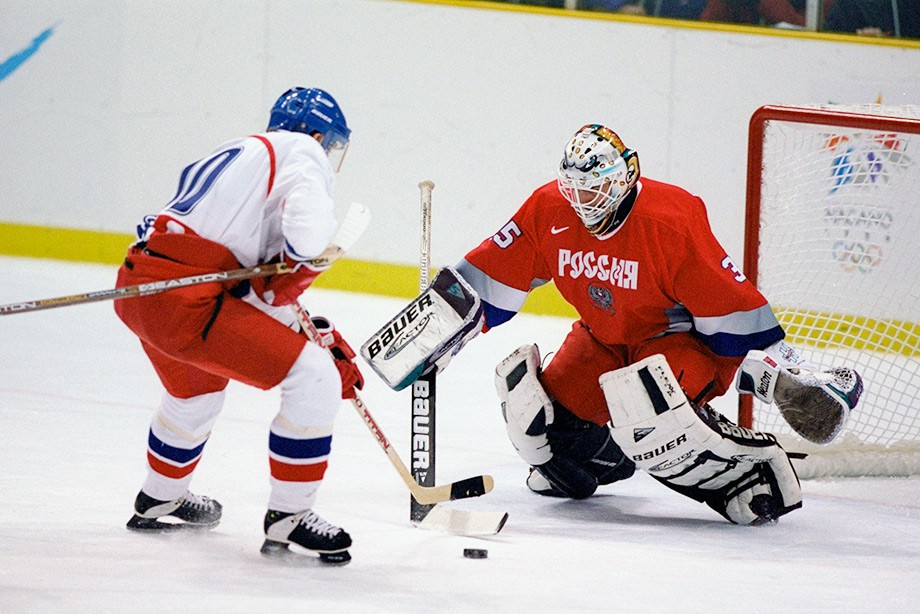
1, 257, 918, 613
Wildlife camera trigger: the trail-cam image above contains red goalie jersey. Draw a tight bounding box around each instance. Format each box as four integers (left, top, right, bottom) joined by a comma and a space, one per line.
456, 178, 783, 360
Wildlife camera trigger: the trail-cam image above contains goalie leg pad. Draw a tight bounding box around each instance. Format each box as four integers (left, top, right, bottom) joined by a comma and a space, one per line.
600, 354, 802, 525
360, 266, 483, 390
496, 345, 599, 499
495, 344, 554, 467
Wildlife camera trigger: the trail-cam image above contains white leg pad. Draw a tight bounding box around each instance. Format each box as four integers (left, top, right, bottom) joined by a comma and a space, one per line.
495, 344, 553, 467
600, 354, 802, 524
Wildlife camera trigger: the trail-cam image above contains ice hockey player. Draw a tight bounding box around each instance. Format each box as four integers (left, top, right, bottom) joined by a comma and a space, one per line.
363, 124, 863, 526
113, 87, 363, 564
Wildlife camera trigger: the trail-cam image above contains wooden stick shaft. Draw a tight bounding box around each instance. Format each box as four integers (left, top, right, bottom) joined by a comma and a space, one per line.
289, 300, 488, 505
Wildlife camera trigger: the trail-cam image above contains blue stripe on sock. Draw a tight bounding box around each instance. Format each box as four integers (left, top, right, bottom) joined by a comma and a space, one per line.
147, 430, 206, 464
269, 432, 332, 459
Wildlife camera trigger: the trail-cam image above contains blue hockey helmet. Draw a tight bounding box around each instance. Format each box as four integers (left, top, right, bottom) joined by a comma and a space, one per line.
268, 87, 351, 171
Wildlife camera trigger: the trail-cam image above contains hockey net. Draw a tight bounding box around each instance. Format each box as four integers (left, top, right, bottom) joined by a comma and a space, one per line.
741, 104, 920, 478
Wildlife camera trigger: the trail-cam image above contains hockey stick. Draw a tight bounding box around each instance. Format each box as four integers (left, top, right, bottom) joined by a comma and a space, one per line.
0, 203, 370, 316
0, 262, 289, 316
289, 300, 495, 506
411, 179, 437, 523
416, 503, 508, 536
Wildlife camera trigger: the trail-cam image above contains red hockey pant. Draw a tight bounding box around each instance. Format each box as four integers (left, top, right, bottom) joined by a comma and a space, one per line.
541, 320, 743, 426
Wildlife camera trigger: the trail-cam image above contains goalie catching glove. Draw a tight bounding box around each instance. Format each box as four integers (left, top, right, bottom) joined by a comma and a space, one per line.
360, 267, 483, 390
736, 340, 863, 444
601, 354, 802, 525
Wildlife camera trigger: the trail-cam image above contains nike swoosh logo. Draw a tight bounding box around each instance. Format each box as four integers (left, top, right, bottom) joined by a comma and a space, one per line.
0, 26, 55, 83
550, 226, 569, 235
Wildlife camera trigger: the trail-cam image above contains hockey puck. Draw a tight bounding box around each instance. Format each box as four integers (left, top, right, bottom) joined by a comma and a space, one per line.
463, 548, 488, 559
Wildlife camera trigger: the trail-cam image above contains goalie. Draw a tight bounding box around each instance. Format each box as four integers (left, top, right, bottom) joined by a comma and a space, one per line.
362, 124, 862, 524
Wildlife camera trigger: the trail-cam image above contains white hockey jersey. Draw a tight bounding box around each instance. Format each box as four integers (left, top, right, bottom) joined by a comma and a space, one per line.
139, 130, 337, 268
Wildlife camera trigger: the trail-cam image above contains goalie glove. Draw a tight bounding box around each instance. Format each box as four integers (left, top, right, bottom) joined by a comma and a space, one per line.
361, 266, 483, 390
736, 340, 863, 444
601, 354, 802, 525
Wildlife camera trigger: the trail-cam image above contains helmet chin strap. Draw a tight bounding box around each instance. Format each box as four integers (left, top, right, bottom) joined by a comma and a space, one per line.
587, 185, 639, 239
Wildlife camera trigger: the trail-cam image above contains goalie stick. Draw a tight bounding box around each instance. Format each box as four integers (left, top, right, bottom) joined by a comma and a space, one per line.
290, 300, 495, 506
0, 202, 372, 316
416, 504, 508, 537
411, 179, 437, 524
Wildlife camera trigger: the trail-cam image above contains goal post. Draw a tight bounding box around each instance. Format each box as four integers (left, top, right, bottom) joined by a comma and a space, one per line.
741, 104, 920, 478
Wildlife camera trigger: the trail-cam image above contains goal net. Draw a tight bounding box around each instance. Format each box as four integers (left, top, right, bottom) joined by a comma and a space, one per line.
742, 104, 920, 478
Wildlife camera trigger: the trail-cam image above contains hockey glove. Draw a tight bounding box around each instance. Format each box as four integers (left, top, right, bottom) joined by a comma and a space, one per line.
736, 340, 863, 444
254, 254, 328, 306
311, 316, 364, 399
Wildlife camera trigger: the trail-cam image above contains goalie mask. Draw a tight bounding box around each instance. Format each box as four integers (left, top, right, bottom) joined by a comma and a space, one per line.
557, 124, 640, 238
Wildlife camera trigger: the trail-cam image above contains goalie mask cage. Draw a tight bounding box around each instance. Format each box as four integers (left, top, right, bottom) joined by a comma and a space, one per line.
741, 104, 920, 478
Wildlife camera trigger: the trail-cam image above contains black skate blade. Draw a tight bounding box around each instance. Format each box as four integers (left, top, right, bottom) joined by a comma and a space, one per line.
260, 539, 351, 566
318, 551, 351, 565
126, 515, 219, 532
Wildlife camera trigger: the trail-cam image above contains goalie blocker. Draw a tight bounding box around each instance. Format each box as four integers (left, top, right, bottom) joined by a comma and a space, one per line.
600, 354, 802, 525
361, 267, 483, 390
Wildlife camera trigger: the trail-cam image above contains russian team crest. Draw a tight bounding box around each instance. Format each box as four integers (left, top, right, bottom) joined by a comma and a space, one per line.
588, 284, 616, 314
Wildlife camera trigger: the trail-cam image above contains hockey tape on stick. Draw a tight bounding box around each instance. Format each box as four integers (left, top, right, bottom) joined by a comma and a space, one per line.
418, 180, 434, 291
0, 202, 371, 316
290, 301, 495, 506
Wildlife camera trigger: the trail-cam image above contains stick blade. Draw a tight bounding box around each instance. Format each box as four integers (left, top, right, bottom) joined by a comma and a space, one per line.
416, 504, 508, 536
334, 202, 371, 253
449, 474, 494, 501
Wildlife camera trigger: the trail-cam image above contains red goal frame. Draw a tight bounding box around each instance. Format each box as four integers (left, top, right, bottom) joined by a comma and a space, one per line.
740, 104, 920, 429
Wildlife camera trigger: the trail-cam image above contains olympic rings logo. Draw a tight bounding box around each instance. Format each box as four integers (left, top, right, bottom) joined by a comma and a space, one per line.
832, 240, 882, 273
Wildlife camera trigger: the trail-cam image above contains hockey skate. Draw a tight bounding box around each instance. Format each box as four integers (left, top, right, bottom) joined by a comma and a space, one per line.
260, 509, 352, 565
526, 467, 568, 498
126, 490, 222, 532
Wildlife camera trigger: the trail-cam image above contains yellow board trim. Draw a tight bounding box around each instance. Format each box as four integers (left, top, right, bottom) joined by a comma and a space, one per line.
0, 222, 578, 318
0, 222, 133, 264
777, 308, 920, 357
4, 223, 916, 342
395, 0, 920, 49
